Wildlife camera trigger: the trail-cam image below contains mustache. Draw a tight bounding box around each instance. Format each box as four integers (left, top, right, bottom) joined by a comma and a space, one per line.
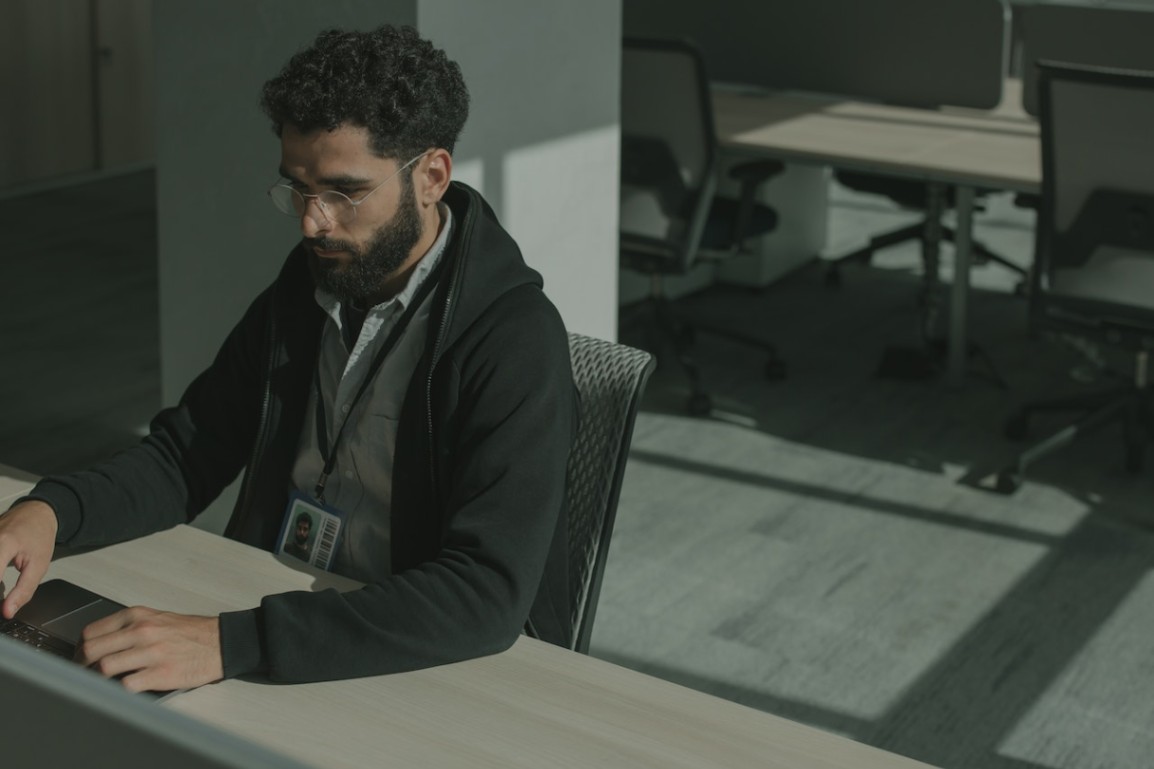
304, 237, 355, 252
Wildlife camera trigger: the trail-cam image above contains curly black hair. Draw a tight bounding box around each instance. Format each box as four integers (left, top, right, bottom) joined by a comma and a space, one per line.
260, 25, 470, 159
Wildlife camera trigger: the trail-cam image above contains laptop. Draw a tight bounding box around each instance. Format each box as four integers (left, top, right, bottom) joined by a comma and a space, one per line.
1, 579, 126, 659
0, 578, 179, 699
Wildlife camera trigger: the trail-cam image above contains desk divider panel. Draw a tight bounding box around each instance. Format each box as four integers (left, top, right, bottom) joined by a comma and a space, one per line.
1020, 3, 1154, 115
623, 0, 1009, 109
0, 635, 309, 769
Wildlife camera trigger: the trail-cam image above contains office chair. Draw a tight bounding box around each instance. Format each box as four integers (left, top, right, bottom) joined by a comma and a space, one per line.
995, 62, 1154, 494
826, 172, 1029, 293
620, 37, 786, 417
564, 333, 655, 654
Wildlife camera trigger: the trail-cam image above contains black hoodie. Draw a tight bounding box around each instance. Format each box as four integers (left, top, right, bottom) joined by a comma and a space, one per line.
24, 183, 577, 682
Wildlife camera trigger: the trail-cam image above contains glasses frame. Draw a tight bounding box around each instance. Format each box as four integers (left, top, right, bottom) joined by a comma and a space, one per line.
268, 150, 427, 224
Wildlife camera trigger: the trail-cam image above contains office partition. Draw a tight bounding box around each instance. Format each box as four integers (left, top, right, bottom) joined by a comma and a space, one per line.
623, 0, 1009, 108
0, 636, 310, 769
1020, 3, 1154, 114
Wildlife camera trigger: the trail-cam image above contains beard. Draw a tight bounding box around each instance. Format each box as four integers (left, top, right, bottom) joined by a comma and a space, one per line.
306, 177, 423, 305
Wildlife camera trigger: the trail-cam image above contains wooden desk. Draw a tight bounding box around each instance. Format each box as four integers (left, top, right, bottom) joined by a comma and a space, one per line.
714, 81, 1041, 385
2, 471, 940, 769
0, 463, 38, 507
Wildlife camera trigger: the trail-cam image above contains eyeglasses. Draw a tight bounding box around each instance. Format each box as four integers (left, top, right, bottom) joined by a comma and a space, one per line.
267, 151, 426, 225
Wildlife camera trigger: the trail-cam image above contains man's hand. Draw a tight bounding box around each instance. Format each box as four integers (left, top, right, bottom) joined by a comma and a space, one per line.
76, 608, 224, 693
0, 500, 59, 619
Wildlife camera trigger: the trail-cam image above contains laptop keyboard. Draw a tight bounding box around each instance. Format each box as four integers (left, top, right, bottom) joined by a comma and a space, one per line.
0, 618, 74, 659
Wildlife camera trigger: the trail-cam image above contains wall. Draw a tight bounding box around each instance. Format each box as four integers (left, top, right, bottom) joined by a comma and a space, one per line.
418, 0, 622, 341
0, 0, 154, 189
154, 1, 622, 532
0, 0, 95, 186
95, 0, 155, 169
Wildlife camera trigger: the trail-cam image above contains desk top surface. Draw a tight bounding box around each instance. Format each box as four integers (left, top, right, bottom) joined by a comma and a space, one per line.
1, 470, 939, 769
713, 79, 1041, 192
0, 463, 38, 506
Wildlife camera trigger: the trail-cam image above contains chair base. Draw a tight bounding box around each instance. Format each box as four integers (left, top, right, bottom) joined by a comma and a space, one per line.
621, 293, 785, 416
824, 220, 1028, 294
994, 382, 1153, 493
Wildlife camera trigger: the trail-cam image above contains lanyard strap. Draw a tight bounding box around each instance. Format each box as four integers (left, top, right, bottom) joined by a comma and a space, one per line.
312, 259, 444, 501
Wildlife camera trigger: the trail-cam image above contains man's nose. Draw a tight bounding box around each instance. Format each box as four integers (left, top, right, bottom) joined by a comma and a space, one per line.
300, 198, 332, 238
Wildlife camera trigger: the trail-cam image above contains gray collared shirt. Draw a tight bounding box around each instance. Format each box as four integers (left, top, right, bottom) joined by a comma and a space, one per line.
290, 203, 452, 583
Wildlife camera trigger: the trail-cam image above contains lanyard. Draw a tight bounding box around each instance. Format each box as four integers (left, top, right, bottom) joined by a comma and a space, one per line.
312, 259, 444, 502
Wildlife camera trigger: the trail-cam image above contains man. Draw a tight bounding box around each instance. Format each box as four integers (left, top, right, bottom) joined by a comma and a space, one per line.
0, 25, 576, 692
283, 512, 313, 562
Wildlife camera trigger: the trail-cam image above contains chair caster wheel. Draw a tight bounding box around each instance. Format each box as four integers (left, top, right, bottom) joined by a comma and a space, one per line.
995, 470, 1022, 494
764, 359, 787, 380
686, 392, 712, 417
1004, 413, 1028, 441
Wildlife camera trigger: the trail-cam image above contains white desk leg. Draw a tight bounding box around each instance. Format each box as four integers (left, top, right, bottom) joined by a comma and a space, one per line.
948, 185, 976, 387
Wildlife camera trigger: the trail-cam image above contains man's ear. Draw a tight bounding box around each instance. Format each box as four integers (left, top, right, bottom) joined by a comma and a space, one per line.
417, 148, 453, 205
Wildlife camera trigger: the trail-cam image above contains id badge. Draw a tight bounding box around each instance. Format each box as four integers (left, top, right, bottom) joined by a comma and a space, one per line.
276, 490, 346, 571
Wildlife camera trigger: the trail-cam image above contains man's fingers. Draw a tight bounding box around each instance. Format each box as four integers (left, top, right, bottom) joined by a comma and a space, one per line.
88, 647, 149, 680
0, 539, 20, 581
0, 542, 16, 618
0, 540, 14, 572
3, 564, 48, 619
0, 500, 59, 618
84, 645, 177, 693
2, 576, 44, 619
76, 609, 221, 692
76, 608, 143, 665
81, 606, 139, 640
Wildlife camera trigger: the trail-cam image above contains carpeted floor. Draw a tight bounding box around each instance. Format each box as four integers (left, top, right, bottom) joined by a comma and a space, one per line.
601, 185, 1154, 769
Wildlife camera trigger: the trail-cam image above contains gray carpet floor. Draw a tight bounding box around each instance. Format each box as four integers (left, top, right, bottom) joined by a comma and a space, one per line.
4, 171, 1154, 769
604, 185, 1154, 769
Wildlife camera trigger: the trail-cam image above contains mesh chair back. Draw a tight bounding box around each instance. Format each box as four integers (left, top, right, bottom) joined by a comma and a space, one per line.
1034, 62, 1154, 350
564, 333, 655, 653
620, 38, 718, 272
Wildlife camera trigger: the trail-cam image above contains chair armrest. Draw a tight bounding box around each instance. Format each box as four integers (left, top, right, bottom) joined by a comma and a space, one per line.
729, 160, 784, 250
620, 233, 681, 275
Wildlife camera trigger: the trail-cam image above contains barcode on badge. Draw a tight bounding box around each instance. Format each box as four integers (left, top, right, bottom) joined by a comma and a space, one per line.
314, 515, 341, 570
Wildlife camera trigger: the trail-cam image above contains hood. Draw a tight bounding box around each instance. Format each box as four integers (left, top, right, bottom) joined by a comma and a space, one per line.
433, 182, 545, 352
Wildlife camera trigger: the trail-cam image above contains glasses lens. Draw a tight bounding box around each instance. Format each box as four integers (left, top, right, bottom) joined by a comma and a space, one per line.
267, 186, 356, 223
317, 191, 355, 224
269, 185, 304, 217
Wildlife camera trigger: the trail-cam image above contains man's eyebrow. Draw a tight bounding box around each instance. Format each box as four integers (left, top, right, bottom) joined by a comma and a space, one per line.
317, 173, 373, 187
275, 167, 372, 187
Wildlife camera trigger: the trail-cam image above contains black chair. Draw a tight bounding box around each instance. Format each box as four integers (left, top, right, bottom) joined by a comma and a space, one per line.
995, 62, 1154, 494
826, 172, 1029, 293
620, 37, 786, 417
565, 333, 655, 653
